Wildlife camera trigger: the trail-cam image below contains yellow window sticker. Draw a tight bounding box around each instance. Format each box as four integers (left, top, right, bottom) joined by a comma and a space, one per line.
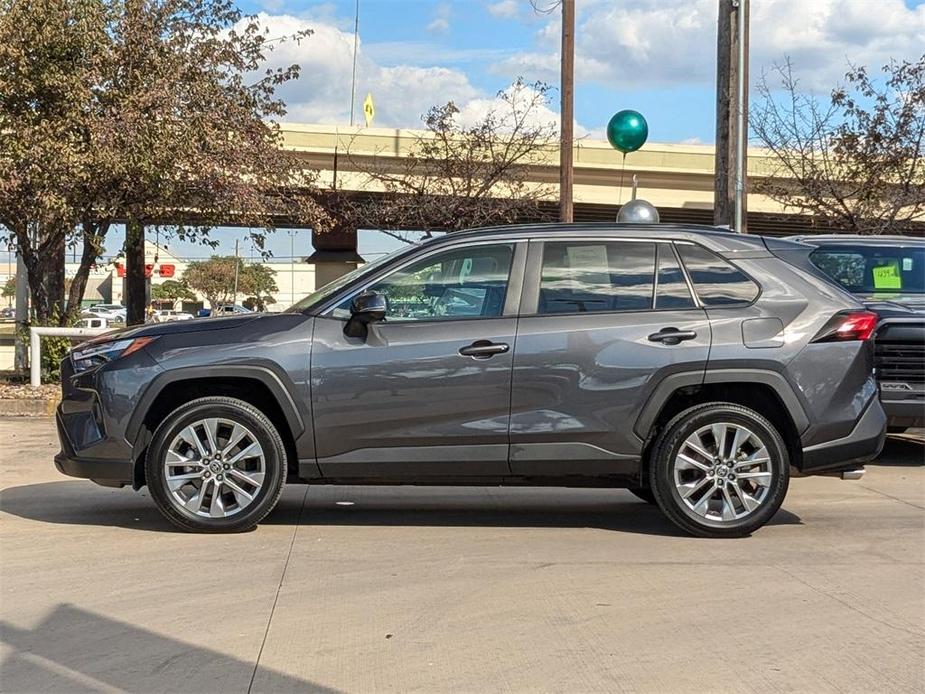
872, 262, 902, 290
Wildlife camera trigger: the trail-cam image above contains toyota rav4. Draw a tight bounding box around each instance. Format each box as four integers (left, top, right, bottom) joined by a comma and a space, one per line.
55, 224, 887, 537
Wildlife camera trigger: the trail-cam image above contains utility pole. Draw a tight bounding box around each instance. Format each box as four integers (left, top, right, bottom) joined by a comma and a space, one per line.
714, 0, 749, 232
124, 219, 147, 325
559, 0, 575, 223
14, 247, 28, 370
232, 239, 240, 307
349, 0, 360, 127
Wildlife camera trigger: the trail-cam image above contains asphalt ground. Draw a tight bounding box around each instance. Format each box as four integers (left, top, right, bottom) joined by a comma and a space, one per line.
1, 417, 923, 693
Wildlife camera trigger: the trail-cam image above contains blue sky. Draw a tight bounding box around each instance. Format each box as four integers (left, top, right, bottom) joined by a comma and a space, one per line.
10, 0, 925, 264
235, 0, 925, 144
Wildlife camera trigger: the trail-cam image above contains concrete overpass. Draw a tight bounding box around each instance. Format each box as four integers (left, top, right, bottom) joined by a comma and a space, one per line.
278, 123, 876, 280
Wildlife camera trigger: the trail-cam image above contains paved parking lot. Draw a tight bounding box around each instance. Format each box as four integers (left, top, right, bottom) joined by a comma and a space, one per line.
0, 417, 923, 693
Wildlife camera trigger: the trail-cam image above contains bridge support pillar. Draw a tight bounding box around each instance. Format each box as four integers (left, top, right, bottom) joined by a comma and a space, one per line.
307, 225, 363, 288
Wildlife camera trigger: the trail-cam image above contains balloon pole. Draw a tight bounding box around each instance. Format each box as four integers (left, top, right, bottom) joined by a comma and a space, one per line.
618, 153, 627, 204
631, 174, 638, 201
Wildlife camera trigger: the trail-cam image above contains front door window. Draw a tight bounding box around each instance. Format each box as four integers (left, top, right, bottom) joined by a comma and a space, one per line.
333, 244, 514, 321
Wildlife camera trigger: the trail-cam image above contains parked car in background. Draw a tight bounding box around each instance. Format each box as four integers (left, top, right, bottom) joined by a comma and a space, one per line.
148, 309, 194, 323
196, 304, 252, 318
55, 224, 885, 537
0, 307, 15, 321
790, 235, 925, 433
78, 315, 113, 330
213, 304, 253, 315
86, 303, 126, 323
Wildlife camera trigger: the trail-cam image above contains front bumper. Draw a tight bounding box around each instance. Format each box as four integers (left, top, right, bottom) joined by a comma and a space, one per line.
55, 409, 134, 486
801, 397, 887, 472
53, 351, 159, 487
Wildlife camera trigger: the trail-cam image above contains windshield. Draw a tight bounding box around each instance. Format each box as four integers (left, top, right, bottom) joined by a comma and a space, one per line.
285, 244, 418, 313
810, 245, 925, 295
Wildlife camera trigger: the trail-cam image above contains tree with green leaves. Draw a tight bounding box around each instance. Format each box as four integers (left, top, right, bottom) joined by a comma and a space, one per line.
184, 256, 278, 310
151, 279, 196, 305
0, 0, 325, 325
752, 55, 925, 234
184, 256, 239, 309
2, 277, 14, 307
240, 264, 278, 311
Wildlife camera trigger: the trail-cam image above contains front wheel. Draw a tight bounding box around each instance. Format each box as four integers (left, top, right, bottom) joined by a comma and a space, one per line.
648, 403, 790, 538
146, 397, 287, 533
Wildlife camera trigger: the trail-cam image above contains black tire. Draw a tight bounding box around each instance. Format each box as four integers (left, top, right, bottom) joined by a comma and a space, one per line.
146, 397, 287, 533
648, 403, 790, 538
628, 488, 657, 504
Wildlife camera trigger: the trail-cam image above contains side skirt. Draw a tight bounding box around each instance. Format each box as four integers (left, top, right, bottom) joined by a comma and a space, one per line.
288, 473, 640, 488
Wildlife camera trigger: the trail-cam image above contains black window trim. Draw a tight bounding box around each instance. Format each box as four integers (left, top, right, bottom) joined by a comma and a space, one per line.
673, 240, 762, 309
316, 238, 527, 324
520, 237, 695, 318
654, 242, 700, 310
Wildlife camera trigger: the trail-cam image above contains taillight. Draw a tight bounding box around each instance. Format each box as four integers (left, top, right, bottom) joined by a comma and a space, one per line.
811, 311, 879, 343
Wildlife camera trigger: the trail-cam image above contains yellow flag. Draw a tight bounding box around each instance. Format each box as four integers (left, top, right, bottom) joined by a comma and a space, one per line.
363, 92, 375, 127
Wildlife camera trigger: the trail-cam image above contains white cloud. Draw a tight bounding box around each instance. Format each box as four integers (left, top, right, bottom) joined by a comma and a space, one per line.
487, 0, 520, 19
427, 3, 452, 34
455, 81, 578, 134
427, 18, 450, 34
491, 0, 925, 91
250, 13, 479, 127
248, 12, 590, 135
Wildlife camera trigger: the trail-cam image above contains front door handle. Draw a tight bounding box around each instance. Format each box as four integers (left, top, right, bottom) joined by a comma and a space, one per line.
648, 328, 697, 345
459, 340, 510, 359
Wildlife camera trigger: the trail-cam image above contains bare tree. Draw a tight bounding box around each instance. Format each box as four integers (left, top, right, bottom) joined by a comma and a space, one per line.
751, 56, 925, 234
343, 79, 557, 243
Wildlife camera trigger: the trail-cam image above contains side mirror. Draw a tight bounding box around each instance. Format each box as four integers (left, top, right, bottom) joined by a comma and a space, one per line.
344, 291, 386, 338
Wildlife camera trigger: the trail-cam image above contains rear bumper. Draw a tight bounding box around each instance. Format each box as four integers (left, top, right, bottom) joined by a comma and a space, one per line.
881, 397, 925, 429
801, 398, 887, 472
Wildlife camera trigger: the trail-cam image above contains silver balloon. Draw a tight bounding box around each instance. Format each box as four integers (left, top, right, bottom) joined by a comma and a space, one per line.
616, 199, 660, 224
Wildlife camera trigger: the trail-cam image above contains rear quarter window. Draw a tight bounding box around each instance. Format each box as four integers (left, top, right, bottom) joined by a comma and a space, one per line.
676, 243, 759, 306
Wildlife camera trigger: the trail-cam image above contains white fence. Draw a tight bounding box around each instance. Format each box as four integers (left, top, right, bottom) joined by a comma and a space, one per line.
30, 327, 109, 387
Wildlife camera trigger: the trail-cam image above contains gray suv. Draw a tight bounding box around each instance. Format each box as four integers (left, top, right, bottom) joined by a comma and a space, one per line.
55, 224, 886, 537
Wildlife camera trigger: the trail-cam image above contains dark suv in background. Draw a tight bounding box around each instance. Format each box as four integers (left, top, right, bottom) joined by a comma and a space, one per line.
55, 225, 886, 538
792, 235, 925, 432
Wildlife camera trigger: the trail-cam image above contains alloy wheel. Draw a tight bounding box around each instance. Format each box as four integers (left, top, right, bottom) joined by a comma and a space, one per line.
164, 418, 266, 518
672, 422, 774, 522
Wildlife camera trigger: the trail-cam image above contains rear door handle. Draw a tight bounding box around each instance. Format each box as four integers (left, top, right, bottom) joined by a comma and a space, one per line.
459, 340, 510, 359
648, 328, 697, 345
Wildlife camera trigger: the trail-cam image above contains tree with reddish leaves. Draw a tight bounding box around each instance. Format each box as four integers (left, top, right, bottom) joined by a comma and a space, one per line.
0, 0, 324, 325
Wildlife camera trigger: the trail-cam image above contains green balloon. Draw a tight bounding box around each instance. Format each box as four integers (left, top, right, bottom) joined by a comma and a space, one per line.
607, 110, 648, 154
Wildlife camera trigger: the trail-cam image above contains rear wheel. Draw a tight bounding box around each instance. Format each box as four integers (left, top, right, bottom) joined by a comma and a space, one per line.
146, 397, 286, 533
648, 403, 789, 538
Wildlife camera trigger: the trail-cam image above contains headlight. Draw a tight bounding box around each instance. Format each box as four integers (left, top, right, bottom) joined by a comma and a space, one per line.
71, 336, 157, 374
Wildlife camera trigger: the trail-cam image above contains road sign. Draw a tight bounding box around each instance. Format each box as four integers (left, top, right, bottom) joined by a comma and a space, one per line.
363, 93, 375, 127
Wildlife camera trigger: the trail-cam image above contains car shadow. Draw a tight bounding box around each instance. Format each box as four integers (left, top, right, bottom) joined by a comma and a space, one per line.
0, 603, 334, 693
870, 434, 924, 467
0, 480, 802, 537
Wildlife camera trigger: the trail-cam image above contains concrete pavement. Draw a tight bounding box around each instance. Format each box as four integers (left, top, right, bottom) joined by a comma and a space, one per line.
1, 417, 923, 693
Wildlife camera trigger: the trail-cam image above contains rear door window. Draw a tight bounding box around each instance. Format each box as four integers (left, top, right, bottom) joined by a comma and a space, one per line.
677, 243, 759, 306
538, 241, 656, 314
